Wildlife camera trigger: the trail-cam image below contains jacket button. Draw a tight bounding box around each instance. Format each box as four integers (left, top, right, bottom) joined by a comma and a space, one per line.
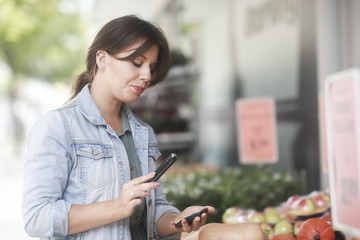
148, 199, 152, 206
136, 216, 141, 221
92, 147, 99, 155
130, 166, 134, 170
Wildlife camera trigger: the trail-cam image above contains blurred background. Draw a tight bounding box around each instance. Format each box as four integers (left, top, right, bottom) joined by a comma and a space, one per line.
1, 0, 360, 238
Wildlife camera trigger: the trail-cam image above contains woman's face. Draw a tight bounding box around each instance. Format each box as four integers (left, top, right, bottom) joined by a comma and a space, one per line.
97, 41, 159, 103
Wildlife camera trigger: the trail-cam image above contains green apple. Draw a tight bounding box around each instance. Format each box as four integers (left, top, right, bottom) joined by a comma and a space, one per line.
274, 220, 293, 235
260, 222, 274, 237
265, 212, 281, 224
222, 207, 241, 224
293, 221, 303, 236
264, 206, 277, 215
248, 211, 265, 223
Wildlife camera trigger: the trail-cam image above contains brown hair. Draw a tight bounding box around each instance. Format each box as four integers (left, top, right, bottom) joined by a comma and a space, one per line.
70, 15, 171, 99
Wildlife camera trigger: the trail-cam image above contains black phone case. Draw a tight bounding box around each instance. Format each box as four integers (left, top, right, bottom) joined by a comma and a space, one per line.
175, 208, 208, 228
146, 153, 177, 182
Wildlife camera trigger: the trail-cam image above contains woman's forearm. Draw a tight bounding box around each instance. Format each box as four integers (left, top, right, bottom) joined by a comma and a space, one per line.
156, 212, 178, 237
68, 200, 122, 235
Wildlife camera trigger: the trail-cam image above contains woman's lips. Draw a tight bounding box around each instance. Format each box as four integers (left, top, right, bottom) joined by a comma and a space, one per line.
132, 86, 145, 94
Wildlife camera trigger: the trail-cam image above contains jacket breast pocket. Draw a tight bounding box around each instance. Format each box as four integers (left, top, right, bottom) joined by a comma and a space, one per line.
75, 142, 115, 190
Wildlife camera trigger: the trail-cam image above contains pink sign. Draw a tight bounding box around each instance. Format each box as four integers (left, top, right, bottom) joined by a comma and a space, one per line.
325, 68, 360, 236
236, 98, 278, 164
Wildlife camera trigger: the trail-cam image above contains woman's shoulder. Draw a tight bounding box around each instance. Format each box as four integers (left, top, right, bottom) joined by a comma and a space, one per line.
35, 109, 64, 126
28, 109, 68, 143
30, 97, 79, 131
36, 100, 76, 125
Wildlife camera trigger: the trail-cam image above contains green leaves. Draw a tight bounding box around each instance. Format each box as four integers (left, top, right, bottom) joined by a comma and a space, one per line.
0, 0, 86, 83
162, 165, 304, 223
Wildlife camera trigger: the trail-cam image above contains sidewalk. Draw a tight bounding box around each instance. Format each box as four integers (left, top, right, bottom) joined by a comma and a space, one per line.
0, 160, 33, 239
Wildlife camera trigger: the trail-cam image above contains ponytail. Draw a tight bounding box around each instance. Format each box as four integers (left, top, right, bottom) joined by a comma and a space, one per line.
70, 71, 92, 100
70, 47, 97, 100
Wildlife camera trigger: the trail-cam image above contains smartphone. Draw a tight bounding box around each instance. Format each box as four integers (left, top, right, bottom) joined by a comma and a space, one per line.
175, 208, 208, 228
146, 153, 177, 182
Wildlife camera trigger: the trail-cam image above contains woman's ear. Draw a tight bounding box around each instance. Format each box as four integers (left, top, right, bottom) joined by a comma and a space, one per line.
96, 50, 107, 71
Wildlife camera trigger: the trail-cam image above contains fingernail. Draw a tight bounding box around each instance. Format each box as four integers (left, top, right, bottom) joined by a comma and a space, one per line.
154, 182, 160, 187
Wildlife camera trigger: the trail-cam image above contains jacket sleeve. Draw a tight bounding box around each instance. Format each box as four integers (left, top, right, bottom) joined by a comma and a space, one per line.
153, 183, 181, 240
149, 140, 181, 239
22, 110, 72, 239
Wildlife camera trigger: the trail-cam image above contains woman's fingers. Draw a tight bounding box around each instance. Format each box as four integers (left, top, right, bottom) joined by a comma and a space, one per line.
172, 206, 216, 232
191, 216, 202, 230
180, 219, 192, 233
123, 172, 159, 191
203, 206, 216, 214
113, 173, 161, 219
129, 197, 143, 208
128, 189, 149, 200
125, 173, 161, 202
200, 212, 208, 226
132, 172, 156, 185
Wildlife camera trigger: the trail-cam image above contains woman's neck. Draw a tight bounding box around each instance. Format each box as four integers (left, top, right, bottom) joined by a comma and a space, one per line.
89, 82, 123, 132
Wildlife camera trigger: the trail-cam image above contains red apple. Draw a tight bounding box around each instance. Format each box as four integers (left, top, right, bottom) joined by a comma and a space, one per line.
274, 221, 293, 235
277, 208, 290, 220
294, 197, 316, 213
311, 193, 330, 210
285, 195, 300, 210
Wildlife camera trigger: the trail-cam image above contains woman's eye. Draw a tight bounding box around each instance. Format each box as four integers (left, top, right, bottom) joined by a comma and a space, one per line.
131, 60, 141, 67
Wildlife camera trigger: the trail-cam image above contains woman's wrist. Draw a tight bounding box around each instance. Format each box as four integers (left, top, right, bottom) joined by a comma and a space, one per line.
111, 199, 125, 221
157, 212, 179, 236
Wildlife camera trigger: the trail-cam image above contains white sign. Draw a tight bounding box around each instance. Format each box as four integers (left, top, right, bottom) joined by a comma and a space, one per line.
325, 68, 360, 237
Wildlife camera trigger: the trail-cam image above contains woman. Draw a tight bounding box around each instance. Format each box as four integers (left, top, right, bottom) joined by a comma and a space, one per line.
22, 15, 214, 240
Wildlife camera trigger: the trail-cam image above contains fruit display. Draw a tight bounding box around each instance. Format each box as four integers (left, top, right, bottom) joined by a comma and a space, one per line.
296, 218, 335, 240
274, 221, 293, 235
287, 190, 331, 219
270, 234, 296, 240
221, 189, 358, 239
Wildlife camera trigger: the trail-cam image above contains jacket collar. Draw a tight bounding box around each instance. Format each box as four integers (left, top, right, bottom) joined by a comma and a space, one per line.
75, 84, 107, 126
75, 84, 144, 130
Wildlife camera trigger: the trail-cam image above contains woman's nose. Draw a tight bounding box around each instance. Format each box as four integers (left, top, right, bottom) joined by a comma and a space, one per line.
140, 67, 151, 81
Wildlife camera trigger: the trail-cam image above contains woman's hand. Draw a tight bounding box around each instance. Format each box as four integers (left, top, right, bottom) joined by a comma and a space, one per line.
171, 206, 215, 233
112, 172, 160, 220
67, 172, 160, 235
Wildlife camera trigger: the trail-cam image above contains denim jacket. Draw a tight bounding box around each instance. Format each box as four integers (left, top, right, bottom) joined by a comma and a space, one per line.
22, 84, 180, 240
